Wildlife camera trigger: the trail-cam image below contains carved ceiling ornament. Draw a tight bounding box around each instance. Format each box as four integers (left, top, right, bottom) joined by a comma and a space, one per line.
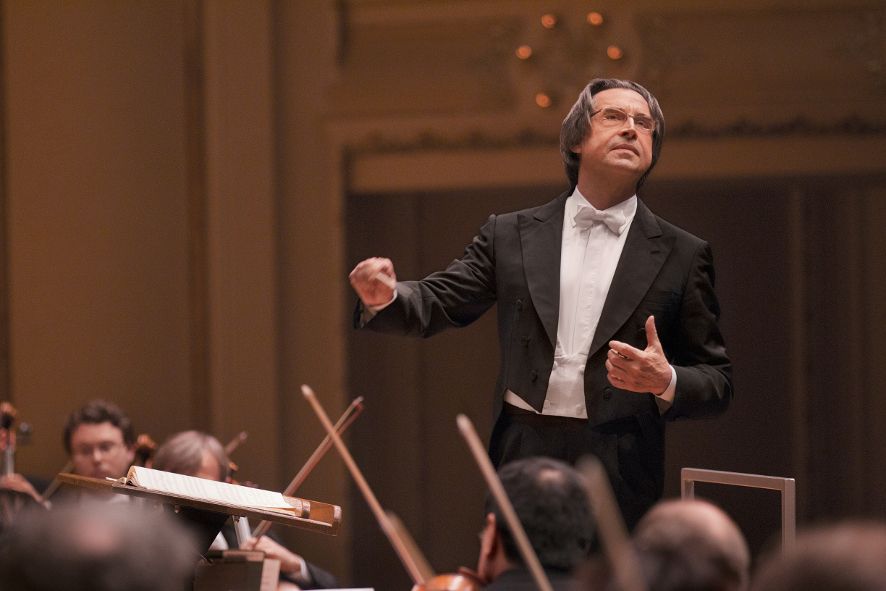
337, 1, 886, 157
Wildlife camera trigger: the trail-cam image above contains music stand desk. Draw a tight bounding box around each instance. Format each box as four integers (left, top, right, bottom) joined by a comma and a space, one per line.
56, 472, 341, 538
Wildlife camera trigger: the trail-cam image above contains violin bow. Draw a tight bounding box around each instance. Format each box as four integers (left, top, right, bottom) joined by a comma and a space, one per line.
456, 414, 554, 591
385, 510, 436, 584
302, 385, 430, 585
251, 394, 364, 539
224, 431, 249, 456
41, 461, 74, 500
577, 456, 647, 591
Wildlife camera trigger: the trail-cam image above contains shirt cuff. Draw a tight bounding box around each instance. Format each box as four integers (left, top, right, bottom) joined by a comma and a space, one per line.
654, 365, 677, 414
359, 290, 397, 324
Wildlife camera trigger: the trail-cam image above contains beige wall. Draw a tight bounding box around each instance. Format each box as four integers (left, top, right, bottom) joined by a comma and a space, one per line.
1, 0, 885, 587
5, 1, 193, 472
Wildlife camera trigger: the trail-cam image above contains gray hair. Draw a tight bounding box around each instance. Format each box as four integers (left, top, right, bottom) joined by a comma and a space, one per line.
152, 430, 230, 481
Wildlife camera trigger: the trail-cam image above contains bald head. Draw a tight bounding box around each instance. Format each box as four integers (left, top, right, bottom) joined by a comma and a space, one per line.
633, 499, 750, 591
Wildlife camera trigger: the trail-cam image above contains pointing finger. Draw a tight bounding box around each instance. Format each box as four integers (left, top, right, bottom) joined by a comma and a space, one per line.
609, 340, 642, 358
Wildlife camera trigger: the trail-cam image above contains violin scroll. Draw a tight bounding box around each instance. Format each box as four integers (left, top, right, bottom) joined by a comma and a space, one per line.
134, 433, 157, 467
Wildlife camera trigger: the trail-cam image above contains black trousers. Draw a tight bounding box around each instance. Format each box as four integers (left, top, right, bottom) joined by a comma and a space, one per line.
488, 403, 660, 530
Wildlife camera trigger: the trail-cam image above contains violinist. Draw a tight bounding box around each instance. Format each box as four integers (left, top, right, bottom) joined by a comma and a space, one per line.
2, 400, 136, 525
63, 400, 136, 482
152, 430, 339, 590
475, 457, 594, 590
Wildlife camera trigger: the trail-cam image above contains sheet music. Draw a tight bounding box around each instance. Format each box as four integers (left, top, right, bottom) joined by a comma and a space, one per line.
127, 466, 297, 513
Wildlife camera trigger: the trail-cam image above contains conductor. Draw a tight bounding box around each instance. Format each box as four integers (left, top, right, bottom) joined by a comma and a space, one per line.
349, 78, 732, 527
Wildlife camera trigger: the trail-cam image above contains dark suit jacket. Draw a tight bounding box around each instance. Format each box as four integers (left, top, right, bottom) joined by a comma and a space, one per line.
484, 567, 575, 590
363, 192, 732, 519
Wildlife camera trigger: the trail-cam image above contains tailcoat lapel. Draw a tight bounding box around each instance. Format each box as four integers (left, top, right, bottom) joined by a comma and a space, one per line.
518, 193, 568, 348
588, 200, 671, 358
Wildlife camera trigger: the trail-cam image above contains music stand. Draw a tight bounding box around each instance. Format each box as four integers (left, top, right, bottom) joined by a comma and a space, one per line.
57, 473, 342, 590
681, 467, 795, 550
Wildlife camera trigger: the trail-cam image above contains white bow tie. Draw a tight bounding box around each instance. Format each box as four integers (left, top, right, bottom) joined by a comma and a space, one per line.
573, 204, 628, 235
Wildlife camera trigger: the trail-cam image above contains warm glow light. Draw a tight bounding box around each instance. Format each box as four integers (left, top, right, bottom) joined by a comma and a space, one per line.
515, 45, 533, 60
587, 12, 604, 26
540, 13, 558, 29
606, 45, 624, 60
535, 93, 553, 108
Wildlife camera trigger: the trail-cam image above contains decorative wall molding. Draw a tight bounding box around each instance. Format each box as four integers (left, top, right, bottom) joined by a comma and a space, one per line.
345, 115, 886, 158
669, 115, 886, 139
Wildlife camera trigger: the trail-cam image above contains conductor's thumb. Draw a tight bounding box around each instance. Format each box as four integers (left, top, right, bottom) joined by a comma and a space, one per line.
645, 315, 662, 350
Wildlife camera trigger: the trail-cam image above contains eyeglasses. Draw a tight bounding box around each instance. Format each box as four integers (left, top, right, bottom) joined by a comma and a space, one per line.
72, 440, 125, 458
590, 107, 656, 134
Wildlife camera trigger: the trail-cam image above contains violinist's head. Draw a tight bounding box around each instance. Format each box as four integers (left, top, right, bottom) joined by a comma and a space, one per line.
64, 400, 136, 480
477, 457, 594, 583
152, 430, 230, 482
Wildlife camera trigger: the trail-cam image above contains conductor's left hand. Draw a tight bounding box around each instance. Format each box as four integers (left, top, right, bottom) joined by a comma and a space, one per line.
606, 315, 672, 395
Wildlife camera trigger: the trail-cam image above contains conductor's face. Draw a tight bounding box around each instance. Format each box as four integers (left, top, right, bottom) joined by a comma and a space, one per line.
69, 422, 135, 479
571, 88, 655, 187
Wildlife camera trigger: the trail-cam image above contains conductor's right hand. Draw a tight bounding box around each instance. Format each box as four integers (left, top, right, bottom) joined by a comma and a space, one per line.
349, 257, 397, 308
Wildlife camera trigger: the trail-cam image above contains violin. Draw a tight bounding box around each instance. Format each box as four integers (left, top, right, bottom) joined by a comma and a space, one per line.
411, 567, 485, 591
